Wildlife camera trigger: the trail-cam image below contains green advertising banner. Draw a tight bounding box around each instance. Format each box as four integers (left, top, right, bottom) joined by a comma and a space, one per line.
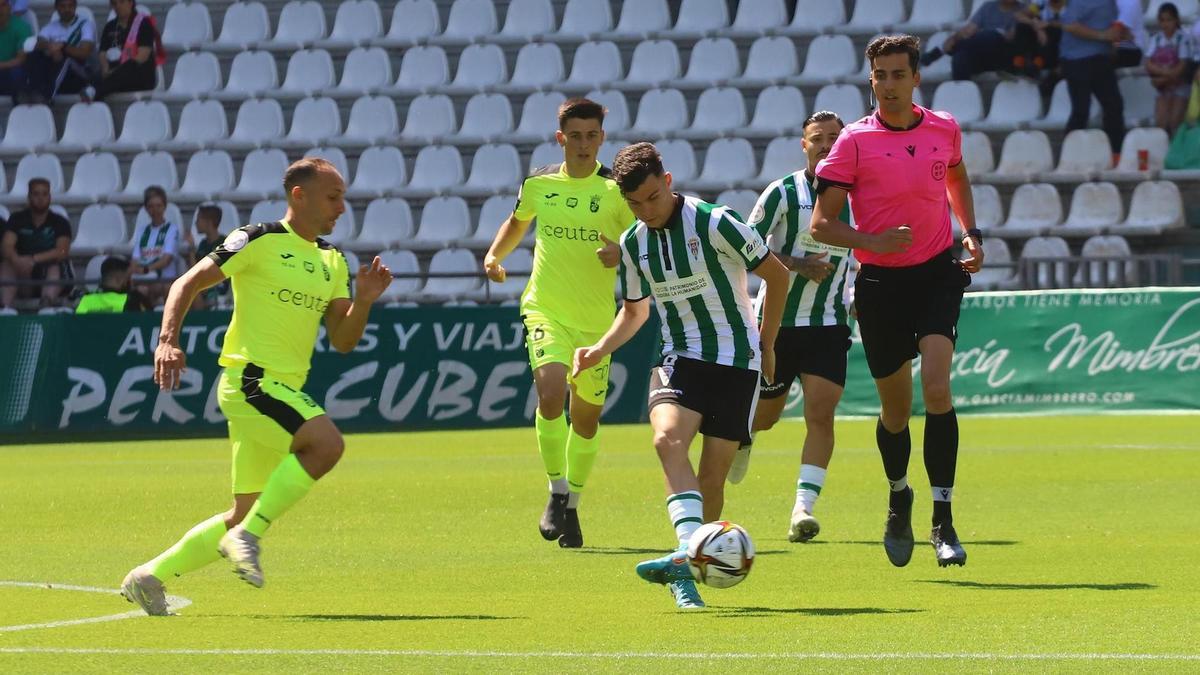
1, 288, 1197, 441
777, 287, 1200, 418
0, 307, 659, 439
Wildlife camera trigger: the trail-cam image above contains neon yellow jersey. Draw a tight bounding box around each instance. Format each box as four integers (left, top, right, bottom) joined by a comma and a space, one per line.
513, 161, 635, 332
208, 220, 351, 382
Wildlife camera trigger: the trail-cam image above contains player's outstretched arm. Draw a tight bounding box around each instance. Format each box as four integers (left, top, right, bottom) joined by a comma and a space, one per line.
572, 299, 650, 377
946, 162, 984, 273
155, 257, 227, 390
326, 256, 393, 354
483, 214, 532, 283
753, 253, 790, 385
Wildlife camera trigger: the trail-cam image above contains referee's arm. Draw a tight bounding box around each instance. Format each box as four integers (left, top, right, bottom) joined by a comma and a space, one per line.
810, 184, 911, 254
946, 162, 984, 273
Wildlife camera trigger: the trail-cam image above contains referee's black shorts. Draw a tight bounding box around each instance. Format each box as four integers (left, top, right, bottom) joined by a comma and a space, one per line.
854, 247, 971, 379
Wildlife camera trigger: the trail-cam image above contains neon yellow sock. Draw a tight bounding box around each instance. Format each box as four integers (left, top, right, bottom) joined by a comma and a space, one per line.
535, 410, 568, 483
566, 428, 600, 502
242, 454, 317, 538
145, 514, 227, 580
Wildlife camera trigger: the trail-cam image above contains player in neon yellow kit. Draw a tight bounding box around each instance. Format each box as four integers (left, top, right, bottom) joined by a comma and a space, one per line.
484, 98, 635, 548
120, 158, 393, 615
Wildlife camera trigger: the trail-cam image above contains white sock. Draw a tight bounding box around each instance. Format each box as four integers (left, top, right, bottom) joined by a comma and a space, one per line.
667, 491, 703, 548
889, 475, 908, 492
932, 486, 953, 502
567, 491, 580, 509
795, 464, 826, 514
549, 478, 568, 495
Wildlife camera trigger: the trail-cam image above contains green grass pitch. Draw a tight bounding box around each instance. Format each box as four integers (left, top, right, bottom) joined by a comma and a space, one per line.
1, 415, 1197, 673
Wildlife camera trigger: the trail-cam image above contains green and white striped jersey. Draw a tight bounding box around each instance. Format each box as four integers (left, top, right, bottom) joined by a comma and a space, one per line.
748, 169, 854, 327
619, 195, 770, 371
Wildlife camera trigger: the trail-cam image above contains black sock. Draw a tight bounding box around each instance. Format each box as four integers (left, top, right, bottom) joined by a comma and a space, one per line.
876, 418, 911, 491
924, 408, 959, 526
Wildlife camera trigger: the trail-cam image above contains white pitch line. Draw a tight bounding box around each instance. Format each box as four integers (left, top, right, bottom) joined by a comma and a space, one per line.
0, 581, 192, 633
0, 648, 1196, 661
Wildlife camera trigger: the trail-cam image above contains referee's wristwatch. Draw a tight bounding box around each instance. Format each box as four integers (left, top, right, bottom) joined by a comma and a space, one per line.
962, 228, 983, 244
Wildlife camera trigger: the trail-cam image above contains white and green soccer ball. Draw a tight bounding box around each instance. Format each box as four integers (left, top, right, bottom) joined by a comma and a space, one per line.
686, 521, 755, 589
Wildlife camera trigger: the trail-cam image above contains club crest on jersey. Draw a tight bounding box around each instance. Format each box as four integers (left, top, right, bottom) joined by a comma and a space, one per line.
590, 195, 601, 212
688, 237, 700, 259
931, 160, 947, 181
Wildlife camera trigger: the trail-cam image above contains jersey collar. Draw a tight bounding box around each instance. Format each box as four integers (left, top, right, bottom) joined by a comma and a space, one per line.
664, 193, 685, 230
874, 105, 925, 131
558, 160, 602, 179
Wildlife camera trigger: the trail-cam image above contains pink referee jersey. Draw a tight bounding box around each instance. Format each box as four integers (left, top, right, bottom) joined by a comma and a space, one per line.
815, 105, 962, 267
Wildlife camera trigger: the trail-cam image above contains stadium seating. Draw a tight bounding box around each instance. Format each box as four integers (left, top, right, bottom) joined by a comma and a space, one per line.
323, 0, 384, 47
73, 204, 128, 256
354, 198, 414, 252
1051, 182, 1123, 239
114, 101, 172, 150
216, 1, 270, 49
337, 47, 392, 92
125, 151, 180, 197
1111, 181, 1185, 236
1077, 235, 1137, 287
1, 105, 56, 152
423, 248, 482, 300
382, 0, 440, 45
271, 0, 327, 47
160, 1, 212, 49
1000, 183, 1061, 238
1019, 236, 1072, 288
500, 0, 555, 40
281, 49, 336, 96
348, 146, 408, 198
58, 103, 115, 152
561, 0, 612, 36
65, 152, 122, 203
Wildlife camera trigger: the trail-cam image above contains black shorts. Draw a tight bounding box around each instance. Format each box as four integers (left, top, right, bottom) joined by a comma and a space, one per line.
854, 248, 970, 379
647, 355, 759, 444
760, 324, 853, 398
31, 260, 71, 281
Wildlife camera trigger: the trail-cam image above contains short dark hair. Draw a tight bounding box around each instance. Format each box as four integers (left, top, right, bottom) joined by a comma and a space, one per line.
802, 111, 845, 131
100, 255, 130, 280
558, 97, 606, 130
27, 177, 50, 192
283, 157, 339, 194
866, 34, 921, 73
1158, 2, 1180, 20
611, 142, 664, 194
143, 185, 167, 207
196, 204, 223, 227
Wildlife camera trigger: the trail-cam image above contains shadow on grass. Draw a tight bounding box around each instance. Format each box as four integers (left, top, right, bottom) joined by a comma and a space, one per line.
708, 606, 925, 618
571, 547, 789, 556
798, 540, 1020, 547
916, 580, 1156, 591
249, 614, 522, 622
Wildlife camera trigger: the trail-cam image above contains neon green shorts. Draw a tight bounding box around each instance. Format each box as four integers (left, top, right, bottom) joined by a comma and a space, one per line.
523, 312, 612, 406
218, 364, 324, 494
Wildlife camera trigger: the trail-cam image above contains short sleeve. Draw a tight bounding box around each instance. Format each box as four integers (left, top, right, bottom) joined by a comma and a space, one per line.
748, 181, 787, 240
713, 209, 770, 271
130, 223, 147, 260
949, 120, 963, 168
513, 179, 537, 221
99, 19, 115, 50
333, 250, 352, 301
207, 225, 259, 277
815, 131, 858, 191
619, 236, 650, 301
52, 214, 72, 241
163, 223, 181, 256
136, 18, 155, 47
81, 18, 97, 43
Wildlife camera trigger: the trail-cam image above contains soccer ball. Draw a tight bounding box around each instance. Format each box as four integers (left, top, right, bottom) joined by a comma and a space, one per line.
686, 521, 754, 589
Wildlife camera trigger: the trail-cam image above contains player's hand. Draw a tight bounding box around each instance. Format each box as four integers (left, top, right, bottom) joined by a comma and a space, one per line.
759, 344, 776, 385
871, 226, 913, 254
960, 233, 984, 273
154, 341, 186, 391
790, 251, 835, 282
596, 234, 620, 268
573, 346, 603, 378
354, 256, 393, 303
483, 254, 506, 283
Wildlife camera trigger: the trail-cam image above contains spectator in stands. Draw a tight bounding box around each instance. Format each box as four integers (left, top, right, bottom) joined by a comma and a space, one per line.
1115, 0, 1147, 68
87, 0, 162, 101
1060, 0, 1127, 158
0, 0, 33, 101
919, 0, 1032, 80
130, 185, 181, 306
1013, 0, 1065, 81
75, 255, 151, 313
190, 204, 227, 309
20, 0, 96, 104
0, 178, 73, 309
1146, 3, 1194, 135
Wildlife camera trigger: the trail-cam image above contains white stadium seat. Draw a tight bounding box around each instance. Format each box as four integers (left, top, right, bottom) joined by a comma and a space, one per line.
515, 91, 566, 141
812, 84, 865, 123
847, 0, 906, 34
657, 139, 697, 182
978, 79, 1042, 131
468, 194, 518, 247
633, 88, 689, 135
586, 89, 630, 131
687, 87, 747, 136
970, 239, 1018, 290
161, 1, 212, 48
323, 0, 384, 46
401, 94, 457, 142
698, 138, 756, 188
671, 0, 729, 36
568, 41, 622, 88
625, 39, 681, 86
66, 152, 122, 201
249, 199, 287, 225
501, 0, 555, 39
1019, 236, 1071, 288
451, 43, 508, 90
343, 95, 399, 143
458, 93, 514, 140
509, 43, 565, 89
413, 197, 472, 249
1034, 79, 1098, 130
167, 51, 221, 97
465, 144, 523, 194
217, 1, 269, 47
486, 247, 532, 299
224, 50, 278, 97
2, 105, 56, 151
271, 0, 326, 46
407, 145, 464, 193
442, 0, 499, 41
303, 146, 350, 182
384, 0, 441, 44
800, 35, 857, 84
901, 0, 964, 32
968, 184, 1004, 230
282, 49, 336, 95
1076, 235, 1136, 287
931, 80, 984, 126
1118, 76, 1157, 127
732, 0, 788, 35
355, 198, 414, 251
286, 97, 342, 145
961, 131, 995, 176
1049, 129, 1112, 181
180, 150, 236, 199
57, 102, 114, 151
1052, 182, 1123, 238
168, 99, 228, 149
789, 0, 845, 34
226, 99, 285, 147
337, 47, 392, 92
395, 46, 450, 90
614, 0, 670, 36
1111, 181, 1184, 236
683, 37, 741, 85
560, 0, 612, 36
73, 205, 127, 256
1001, 183, 1061, 238
9, 153, 64, 196
192, 201, 241, 233
424, 248, 481, 299
994, 130, 1054, 182
378, 249, 422, 300
756, 136, 804, 182
114, 100, 172, 149
350, 146, 408, 197
125, 151, 179, 195
235, 149, 290, 199
529, 142, 561, 171
1107, 127, 1170, 178
740, 36, 800, 83
716, 189, 759, 222
749, 86, 806, 135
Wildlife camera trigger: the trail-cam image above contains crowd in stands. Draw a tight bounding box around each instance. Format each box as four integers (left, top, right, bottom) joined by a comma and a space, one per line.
0, 0, 1196, 314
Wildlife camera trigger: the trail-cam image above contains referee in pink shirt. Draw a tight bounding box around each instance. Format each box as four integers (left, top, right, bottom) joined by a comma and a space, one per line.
811, 35, 983, 569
